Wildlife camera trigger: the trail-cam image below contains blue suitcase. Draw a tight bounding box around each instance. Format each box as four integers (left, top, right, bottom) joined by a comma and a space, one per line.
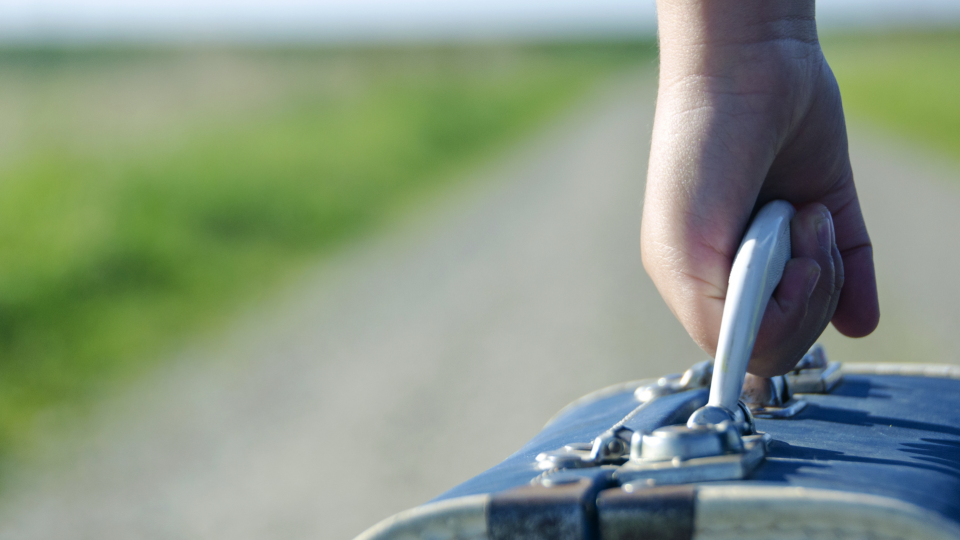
355, 345, 960, 540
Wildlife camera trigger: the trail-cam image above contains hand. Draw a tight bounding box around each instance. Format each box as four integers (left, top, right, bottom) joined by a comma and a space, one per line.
640, 0, 880, 376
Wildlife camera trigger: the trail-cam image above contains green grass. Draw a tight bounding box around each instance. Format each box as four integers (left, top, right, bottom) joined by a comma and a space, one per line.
822, 30, 960, 160
0, 43, 652, 465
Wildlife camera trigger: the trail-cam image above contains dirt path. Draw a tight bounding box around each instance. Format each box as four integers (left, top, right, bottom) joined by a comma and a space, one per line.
0, 70, 957, 540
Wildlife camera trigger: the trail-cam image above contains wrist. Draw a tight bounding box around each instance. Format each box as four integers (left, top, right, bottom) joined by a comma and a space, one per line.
656, 0, 820, 80
657, 0, 818, 46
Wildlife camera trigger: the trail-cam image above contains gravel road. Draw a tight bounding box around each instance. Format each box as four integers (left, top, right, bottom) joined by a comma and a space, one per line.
0, 69, 957, 540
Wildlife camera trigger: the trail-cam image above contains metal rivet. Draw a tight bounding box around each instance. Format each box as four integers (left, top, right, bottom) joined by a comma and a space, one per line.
607, 439, 623, 454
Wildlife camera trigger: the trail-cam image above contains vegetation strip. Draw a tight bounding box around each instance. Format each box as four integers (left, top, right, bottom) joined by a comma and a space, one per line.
822, 30, 960, 161
0, 43, 651, 466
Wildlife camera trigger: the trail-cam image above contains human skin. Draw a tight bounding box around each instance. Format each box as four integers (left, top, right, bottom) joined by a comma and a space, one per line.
640, 0, 880, 376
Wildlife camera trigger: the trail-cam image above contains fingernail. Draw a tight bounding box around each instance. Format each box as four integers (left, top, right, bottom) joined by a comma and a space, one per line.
816, 212, 834, 251
805, 266, 821, 297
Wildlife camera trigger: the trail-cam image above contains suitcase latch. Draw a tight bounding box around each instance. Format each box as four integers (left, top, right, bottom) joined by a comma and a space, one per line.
536, 345, 843, 487
742, 345, 842, 419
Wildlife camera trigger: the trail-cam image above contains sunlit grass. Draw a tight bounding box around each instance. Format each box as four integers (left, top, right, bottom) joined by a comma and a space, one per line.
0, 43, 653, 466
823, 30, 960, 160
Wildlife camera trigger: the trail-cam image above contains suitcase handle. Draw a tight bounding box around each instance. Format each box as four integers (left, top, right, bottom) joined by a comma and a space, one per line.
689, 200, 794, 428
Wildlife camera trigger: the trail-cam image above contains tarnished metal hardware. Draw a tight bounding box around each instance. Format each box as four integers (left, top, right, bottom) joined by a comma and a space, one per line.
538, 345, 840, 479
614, 432, 769, 487
786, 344, 842, 394
738, 345, 842, 419
635, 345, 839, 412
742, 373, 788, 408
750, 399, 808, 419
587, 427, 634, 465
742, 373, 809, 419
535, 467, 617, 489
685, 400, 756, 435
630, 422, 743, 463
536, 427, 635, 470
789, 361, 842, 394
536, 443, 596, 471
635, 360, 712, 402
621, 351, 767, 486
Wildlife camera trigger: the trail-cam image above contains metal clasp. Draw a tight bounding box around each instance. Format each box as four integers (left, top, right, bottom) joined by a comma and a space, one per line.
786, 344, 842, 394
634, 360, 712, 402
742, 345, 841, 419
536, 345, 842, 487
536, 426, 634, 470
615, 424, 769, 487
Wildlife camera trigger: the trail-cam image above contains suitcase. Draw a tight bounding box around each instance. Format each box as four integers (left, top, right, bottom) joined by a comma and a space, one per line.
355, 345, 960, 540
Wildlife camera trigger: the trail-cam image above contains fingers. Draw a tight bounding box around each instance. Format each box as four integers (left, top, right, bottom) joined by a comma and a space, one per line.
771, 67, 880, 339
749, 204, 844, 376
826, 190, 880, 337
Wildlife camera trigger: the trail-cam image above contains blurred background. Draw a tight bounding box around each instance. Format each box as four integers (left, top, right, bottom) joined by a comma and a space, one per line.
0, 1, 958, 539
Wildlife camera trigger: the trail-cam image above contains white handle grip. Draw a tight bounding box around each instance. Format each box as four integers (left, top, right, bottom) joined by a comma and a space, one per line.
690, 200, 794, 426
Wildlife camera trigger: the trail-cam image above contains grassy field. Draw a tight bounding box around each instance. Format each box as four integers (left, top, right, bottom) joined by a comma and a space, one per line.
0, 43, 653, 466
822, 30, 960, 161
